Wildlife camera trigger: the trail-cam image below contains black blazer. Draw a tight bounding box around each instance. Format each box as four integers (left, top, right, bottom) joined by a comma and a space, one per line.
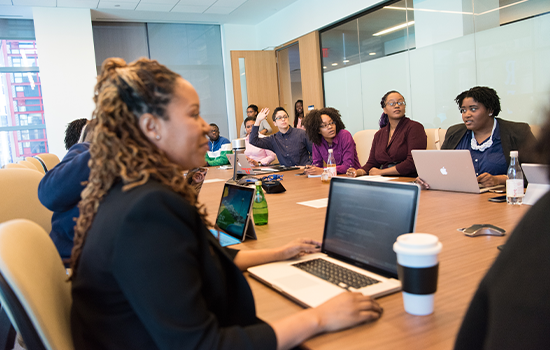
441, 118, 538, 166
71, 180, 277, 350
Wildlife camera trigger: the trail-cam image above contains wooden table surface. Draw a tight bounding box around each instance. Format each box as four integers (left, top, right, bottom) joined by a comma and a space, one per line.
198, 168, 530, 350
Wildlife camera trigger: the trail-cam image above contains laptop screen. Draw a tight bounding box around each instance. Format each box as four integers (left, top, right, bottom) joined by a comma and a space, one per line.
215, 184, 254, 240
323, 178, 420, 278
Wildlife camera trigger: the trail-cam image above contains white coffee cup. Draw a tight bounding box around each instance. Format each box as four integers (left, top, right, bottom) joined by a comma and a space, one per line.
393, 233, 443, 316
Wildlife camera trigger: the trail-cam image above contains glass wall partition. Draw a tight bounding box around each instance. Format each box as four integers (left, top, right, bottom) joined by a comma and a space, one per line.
92, 22, 229, 138
320, 0, 550, 135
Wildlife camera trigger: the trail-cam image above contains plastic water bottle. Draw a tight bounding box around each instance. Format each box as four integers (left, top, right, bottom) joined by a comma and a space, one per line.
253, 181, 268, 225
506, 151, 524, 205
327, 149, 337, 177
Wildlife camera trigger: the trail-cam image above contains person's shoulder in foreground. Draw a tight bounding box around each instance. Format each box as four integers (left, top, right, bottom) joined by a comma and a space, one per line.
454, 191, 550, 350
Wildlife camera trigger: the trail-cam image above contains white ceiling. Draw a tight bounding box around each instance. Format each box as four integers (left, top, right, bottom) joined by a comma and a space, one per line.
0, 0, 300, 24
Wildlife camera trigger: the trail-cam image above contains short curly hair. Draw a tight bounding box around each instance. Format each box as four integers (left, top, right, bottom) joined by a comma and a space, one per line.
303, 107, 346, 145
455, 86, 501, 117
64, 118, 88, 150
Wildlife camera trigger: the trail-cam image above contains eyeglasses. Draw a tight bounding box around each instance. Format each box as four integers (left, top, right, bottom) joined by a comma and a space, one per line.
261, 174, 283, 182
387, 101, 406, 107
275, 115, 289, 121
320, 121, 335, 129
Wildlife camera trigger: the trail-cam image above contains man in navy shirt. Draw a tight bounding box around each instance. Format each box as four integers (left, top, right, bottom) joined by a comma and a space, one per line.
249, 107, 311, 167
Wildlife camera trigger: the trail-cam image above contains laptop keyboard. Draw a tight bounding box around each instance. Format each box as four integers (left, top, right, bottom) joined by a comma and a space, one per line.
292, 258, 380, 290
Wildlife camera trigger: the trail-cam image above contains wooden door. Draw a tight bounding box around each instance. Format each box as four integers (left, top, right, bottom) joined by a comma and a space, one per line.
230, 51, 279, 136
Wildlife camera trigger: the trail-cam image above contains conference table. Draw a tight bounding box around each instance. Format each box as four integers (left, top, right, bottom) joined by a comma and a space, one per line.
198, 167, 530, 350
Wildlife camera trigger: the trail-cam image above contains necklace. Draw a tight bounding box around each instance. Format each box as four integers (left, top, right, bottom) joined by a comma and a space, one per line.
470, 119, 497, 152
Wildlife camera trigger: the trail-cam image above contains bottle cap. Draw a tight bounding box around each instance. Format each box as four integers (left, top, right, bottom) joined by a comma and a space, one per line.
328, 149, 333, 153
510, 150, 518, 157
255, 181, 262, 186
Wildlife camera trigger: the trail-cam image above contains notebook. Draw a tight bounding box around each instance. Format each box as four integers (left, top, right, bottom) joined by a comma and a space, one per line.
412, 150, 502, 193
522, 164, 550, 205
227, 154, 279, 175
248, 177, 420, 308
210, 183, 257, 247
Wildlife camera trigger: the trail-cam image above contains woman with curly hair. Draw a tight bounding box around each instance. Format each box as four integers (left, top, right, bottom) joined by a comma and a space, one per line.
347, 91, 427, 178
303, 107, 360, 175
70, 58, 382, 350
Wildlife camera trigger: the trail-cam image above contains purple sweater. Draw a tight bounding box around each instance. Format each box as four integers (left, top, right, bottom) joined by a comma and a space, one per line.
312, 129, 361, 174
361, 117, 427, 177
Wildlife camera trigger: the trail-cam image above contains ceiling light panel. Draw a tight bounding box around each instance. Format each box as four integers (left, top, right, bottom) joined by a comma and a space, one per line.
57, 0, 100, 8
98, 1, 139, 10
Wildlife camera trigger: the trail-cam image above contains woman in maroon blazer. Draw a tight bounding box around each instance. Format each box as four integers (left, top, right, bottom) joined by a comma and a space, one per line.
347, 91, 427, 178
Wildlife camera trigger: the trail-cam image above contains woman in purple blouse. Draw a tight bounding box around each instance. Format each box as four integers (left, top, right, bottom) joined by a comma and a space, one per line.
347, 91, 427, 178
303, 107, 361, 175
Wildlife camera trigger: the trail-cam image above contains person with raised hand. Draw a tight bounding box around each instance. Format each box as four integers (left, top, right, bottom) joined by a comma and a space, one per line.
70, 57, 382, 350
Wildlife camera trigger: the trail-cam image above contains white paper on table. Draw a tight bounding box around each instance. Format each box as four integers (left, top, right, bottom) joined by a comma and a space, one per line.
218, 165, 232, 170
307, 174, 322, 178
203, 178, 227, 184
353, 175, 397, 182
297, 198, 328, 208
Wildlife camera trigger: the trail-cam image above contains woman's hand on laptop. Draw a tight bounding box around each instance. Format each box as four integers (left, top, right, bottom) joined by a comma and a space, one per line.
415, 177, 430, 190
314, 292, 383, 332
477, 173, 506, 187
277, 238, 322, 260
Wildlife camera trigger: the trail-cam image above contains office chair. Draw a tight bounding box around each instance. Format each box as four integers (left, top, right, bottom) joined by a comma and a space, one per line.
353, 129, 377, 165
0, 169, 52, 233
425, 128, 447, 150
34, 154, 61, 172
17, 161, 40, 171
2, 163, 27, 170
0, 219, 73, 350
24, 158, 46, 174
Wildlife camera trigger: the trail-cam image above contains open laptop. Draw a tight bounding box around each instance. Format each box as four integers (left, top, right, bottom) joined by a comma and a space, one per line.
522, 164, 550, 205
412, 150, 502, 193
248, 177, 420, 308
227, 154, 280, 175
210, 183, 257, 246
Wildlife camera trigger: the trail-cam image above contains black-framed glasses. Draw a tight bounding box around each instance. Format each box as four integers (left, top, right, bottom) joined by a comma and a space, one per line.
261, 174, 283, 182
320, 121, 335, 129
275, 115, 289, 121
387, 101, 406, 107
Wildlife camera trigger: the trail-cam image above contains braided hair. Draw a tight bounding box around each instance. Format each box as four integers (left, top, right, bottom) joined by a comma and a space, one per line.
70, 58, 208, 276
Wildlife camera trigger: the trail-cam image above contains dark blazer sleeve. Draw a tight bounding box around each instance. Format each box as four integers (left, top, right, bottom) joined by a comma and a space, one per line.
38, 142, 90, 212
441, 124, 467, 150
111, 190, 276, 350
498, 118, 539, 165
395, 121, 427, 176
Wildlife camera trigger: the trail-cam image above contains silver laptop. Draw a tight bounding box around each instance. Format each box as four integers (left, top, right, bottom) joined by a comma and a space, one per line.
227, 154, 279, 175
248, 177, 420, 308
210, 183, 257, 247
522, 164, 550, 205
412, 150, 502, 193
